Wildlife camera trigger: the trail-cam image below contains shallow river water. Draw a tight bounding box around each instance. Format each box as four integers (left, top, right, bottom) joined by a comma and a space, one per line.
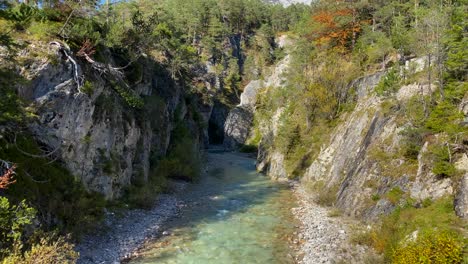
130, 152, 298, 264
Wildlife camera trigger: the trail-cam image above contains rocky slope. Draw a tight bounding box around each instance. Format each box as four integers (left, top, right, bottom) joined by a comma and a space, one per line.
8, 41, 212, 199
226, 38, 468, 220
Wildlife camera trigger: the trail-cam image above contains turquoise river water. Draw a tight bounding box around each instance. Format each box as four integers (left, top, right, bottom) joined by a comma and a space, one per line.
130, 152, 298, 264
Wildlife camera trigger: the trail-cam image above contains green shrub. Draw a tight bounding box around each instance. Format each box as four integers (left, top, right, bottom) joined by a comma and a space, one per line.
432, 161, 457, 178
392, 231, 463, 264
399, 127, 426, 161
425, 101, 464, 135
386, 187, 404, 205
81, 80, 94, 96
124, 184, 158, 209
66, 17, 102, 48
112, 83, 144, 109
350, 230, 374, 246
26, 20, 61, 41
368, 197, 463, 262
3, 233, 78, 264
123, 122, 200, 209
0, 69, 27, 124
375, 68, 401, 96
4, 3, 38, 30
372, 194, 381, 201
327, 208, 342, 217
159, 122, 201, 181
0, 134, 105, 236
0, 197, 36, 258
429, 145, 458, 178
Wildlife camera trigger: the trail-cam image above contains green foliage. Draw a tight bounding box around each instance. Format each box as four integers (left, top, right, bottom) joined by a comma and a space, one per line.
429, 144, 458, 178
0, 197, 36, 258
0, 134, 105, 236
2, 233, 78, 264
371, 194, 381, 202
399, 127, 425, 161
112, 83, 144, 109
123, 183, 163, 210
392, 231, 463, 264
432, 161, 457, 178
0, 69, 27, 124
81, 80, 94, 96
123, 121, 201, 209
375, 68, 401, 96
26, 20, 61, 41
4, 3, 38, 30
158, 123, 201, 182
386, 187, 404, 205
355, 26, 394, 68
425, 101, 464, 135
365, 196, 464, 262
66, 17, 102, 48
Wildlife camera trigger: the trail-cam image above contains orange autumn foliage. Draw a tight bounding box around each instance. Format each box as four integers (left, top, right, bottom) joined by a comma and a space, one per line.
0, 165, 16, 189
309, 7, 364, 51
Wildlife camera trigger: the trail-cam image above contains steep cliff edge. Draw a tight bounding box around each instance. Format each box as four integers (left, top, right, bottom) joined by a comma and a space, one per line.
5, 41, 208, 200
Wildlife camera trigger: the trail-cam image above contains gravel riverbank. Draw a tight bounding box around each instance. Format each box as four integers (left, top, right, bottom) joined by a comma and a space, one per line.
77, 153, 374, 264
76, 182, 188, 264
291, 184, 376, 264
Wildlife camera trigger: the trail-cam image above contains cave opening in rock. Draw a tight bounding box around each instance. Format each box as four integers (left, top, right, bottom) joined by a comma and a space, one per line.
208, 119, 224, 145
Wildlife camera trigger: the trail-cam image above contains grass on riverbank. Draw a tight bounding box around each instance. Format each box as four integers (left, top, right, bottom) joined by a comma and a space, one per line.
351, 196, 466, 263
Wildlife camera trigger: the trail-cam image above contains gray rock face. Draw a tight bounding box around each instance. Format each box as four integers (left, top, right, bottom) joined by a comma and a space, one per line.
455, 174, 468, 219
266, 0, 312, 6
15, 42, 204, 199
455, 154, 468, 219
255, 53, 459, 218
257, 107, 287, 179
300, 70, 458, 218
223, 48, 291, 153
223, 106, 254, 149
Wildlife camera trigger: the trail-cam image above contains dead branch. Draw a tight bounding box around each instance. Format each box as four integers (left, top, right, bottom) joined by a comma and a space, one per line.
49, 41, 83, 93
58, 9, 76, 38
76, 39, 141, 80
451, 143, 468, 154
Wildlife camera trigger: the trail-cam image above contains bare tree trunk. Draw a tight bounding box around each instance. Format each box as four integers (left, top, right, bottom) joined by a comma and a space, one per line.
428, 53, 432, 93
414, 0, 419, 27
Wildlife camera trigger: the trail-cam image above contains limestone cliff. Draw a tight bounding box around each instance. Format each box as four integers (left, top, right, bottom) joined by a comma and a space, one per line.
10, 42, 209, 199
232, 46, 468, 219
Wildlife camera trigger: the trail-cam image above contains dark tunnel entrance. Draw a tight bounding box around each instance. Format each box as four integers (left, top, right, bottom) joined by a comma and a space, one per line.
208, 119, 224, 145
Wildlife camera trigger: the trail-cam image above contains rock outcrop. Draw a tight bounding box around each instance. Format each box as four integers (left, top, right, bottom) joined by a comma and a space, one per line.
13, 42, 206, 199
254, 51, 464, 218
223, 36, 291, 151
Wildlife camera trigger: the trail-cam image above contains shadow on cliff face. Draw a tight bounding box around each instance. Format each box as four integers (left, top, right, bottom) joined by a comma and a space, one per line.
207, 101, 230, 145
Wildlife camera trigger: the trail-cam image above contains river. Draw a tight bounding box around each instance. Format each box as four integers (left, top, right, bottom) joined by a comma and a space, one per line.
129, 151, 299, 264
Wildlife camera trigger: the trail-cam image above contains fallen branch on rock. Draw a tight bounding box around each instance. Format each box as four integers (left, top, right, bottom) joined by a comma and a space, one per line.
76, 39, 140, 83
49, 41, 83, 93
